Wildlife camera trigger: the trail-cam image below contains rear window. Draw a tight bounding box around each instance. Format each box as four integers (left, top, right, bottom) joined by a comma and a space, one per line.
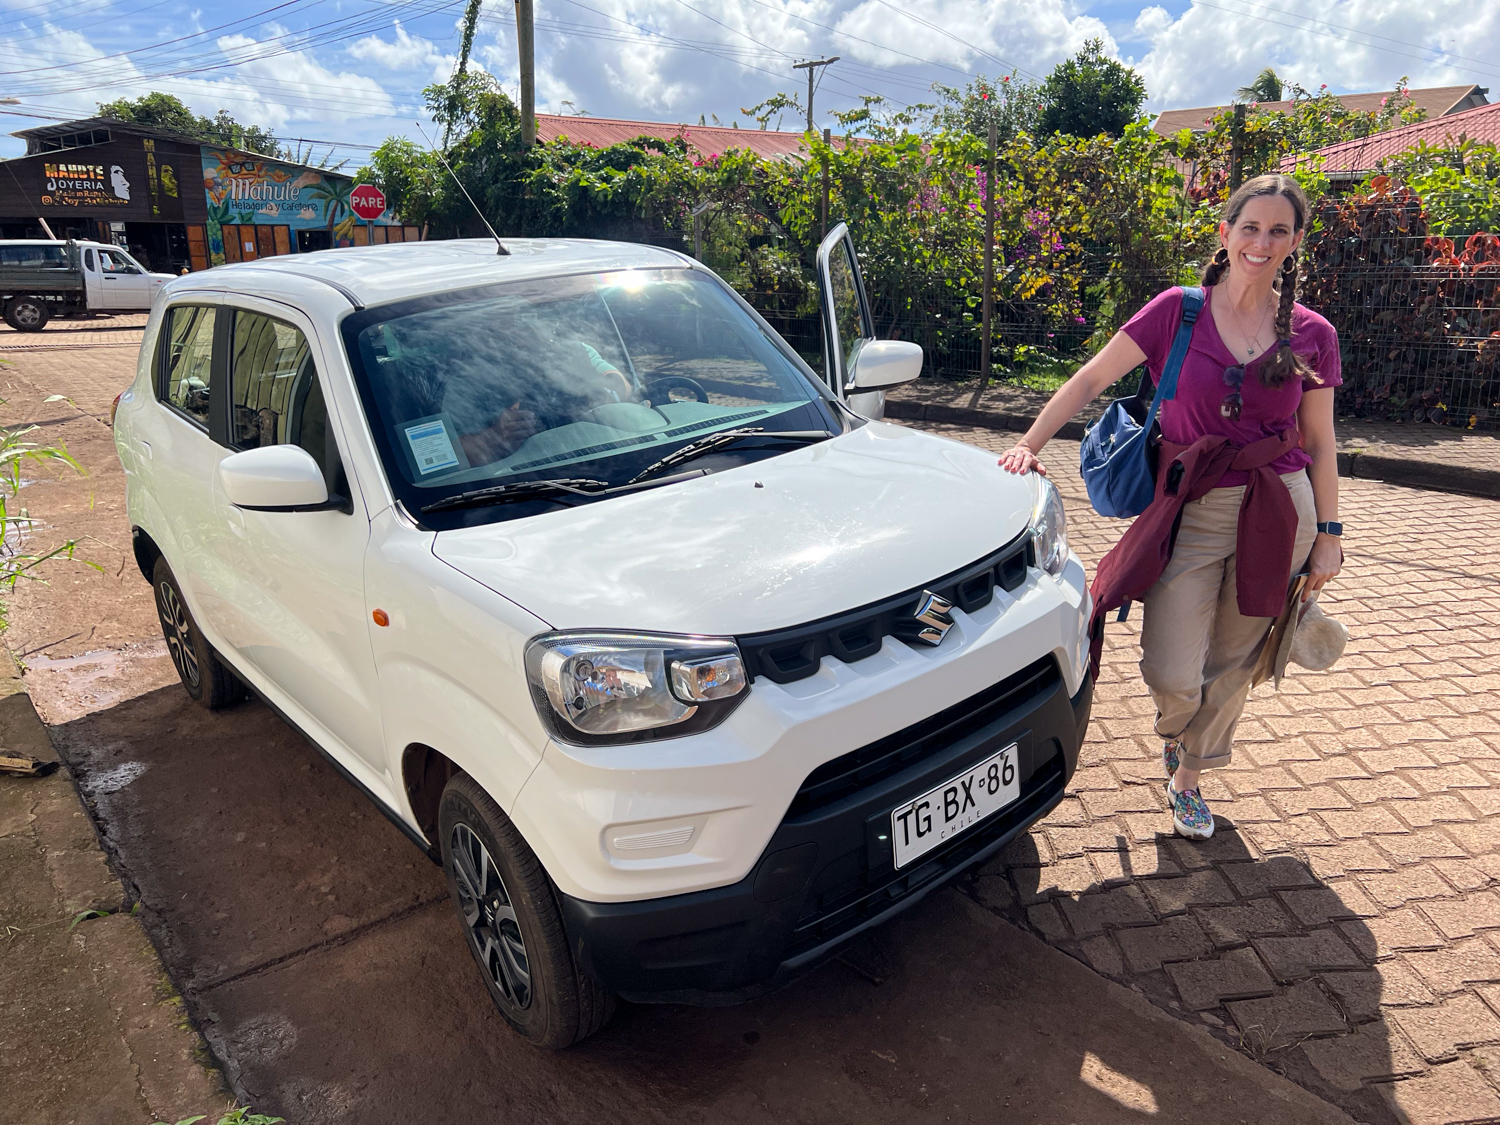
0, 245, 67, 268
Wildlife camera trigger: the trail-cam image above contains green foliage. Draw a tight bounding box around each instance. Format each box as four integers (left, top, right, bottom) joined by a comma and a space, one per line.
740, 92, 803, 132
151, 1107, 284, 1125
0, 395, 92, 628
1235, 68, 1285, 104
1036, 39, 1147, 139
929, 73, 1044, 146
1375, 139, 1500, 237
96, 92, 279, 157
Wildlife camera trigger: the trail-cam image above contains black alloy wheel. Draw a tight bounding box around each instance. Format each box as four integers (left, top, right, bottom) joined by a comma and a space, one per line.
438, 773, 614, 1047
150, 557, 245, 710
450, 821, 533, 1010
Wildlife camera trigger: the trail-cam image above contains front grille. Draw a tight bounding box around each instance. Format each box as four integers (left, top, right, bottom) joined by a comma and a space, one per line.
737, 531, 1034, 685
787, 756, 1065, 958
788, 655, 1060, 818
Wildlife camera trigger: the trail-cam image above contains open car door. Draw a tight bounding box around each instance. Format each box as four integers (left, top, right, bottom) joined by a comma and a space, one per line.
815, 223, 923, 419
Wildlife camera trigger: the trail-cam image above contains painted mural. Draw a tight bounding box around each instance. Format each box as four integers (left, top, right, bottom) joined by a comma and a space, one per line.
201, 148, 397, 264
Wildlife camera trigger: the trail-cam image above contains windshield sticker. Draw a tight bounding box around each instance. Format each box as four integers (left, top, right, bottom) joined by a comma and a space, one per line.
405, 418, 462, 475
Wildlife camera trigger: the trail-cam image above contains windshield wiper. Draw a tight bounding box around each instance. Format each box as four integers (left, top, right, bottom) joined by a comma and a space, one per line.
421, 477, 608, 514
420, 469, 712, 515
627, 428, 834, 486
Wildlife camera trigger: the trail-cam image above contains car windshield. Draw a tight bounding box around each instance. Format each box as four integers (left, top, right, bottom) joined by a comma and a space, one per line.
344, 267, 841, 524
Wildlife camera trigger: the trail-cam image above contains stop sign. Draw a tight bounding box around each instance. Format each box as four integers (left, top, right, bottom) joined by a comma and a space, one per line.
350, 183, 387, 221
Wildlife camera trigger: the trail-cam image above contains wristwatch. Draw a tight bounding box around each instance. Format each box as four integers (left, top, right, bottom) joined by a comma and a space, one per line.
1317, 521, 1343, 537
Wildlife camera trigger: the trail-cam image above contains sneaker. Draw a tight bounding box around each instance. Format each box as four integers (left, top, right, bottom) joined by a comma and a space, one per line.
1162, 739, 1183, 779
1166, 780, 1215, 840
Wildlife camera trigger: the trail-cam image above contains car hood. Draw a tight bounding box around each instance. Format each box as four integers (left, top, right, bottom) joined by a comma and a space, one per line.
432, 422, 1040, 636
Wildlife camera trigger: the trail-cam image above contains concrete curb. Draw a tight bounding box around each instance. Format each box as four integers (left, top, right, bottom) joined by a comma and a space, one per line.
885, 399, 1500, 499
0, 648, 230, 1123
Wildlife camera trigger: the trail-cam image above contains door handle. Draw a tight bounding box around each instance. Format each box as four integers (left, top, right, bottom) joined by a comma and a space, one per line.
138, 440, 151, 460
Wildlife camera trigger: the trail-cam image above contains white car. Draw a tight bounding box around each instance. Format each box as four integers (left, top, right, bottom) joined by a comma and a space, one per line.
113, 229, 1093, 1047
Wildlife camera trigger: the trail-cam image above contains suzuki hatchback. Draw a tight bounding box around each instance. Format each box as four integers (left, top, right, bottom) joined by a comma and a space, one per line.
114, 229, 1093, 1047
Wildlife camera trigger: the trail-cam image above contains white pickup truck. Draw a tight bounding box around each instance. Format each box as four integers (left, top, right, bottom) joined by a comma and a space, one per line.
0, 239, 175, 331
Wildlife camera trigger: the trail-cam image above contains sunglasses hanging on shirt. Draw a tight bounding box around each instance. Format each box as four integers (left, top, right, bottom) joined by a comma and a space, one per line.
1220, 364, 1245, 421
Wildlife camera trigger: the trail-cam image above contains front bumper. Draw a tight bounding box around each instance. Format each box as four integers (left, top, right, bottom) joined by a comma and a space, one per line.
557, 657, 1092, 1003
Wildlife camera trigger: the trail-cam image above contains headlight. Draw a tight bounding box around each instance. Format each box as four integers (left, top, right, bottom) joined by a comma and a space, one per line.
524, 631, 749, 745
1031, 477, 1069, 579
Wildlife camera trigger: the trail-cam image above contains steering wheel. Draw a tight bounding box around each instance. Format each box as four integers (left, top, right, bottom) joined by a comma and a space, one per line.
644, 376, 709, 406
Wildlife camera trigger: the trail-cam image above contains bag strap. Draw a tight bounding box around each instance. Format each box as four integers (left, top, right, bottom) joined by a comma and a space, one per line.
1141, 286, 1203, 434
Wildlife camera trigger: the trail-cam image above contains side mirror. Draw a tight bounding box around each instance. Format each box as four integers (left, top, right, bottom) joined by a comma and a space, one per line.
850, 339, 923, 391
219, 446, 330, 511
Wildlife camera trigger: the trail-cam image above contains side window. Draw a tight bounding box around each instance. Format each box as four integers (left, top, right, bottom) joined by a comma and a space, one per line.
828, 242, 868, 387
98, 248, 140, 275
84, 248, 96, 272
229, 311, 331, 482
161, 306, 216, 428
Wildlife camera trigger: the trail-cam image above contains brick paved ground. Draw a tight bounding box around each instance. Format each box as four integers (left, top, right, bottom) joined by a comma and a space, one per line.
903, 420, 1500, 1125
0, 313, 147, 352
889, 378, 1500, 494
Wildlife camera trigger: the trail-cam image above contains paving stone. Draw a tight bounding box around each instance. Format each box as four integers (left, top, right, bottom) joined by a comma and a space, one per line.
1068, 766, 1123, 791
1078, 786, 1163, 818
1301, 1019, 1425, 1091
1289, 757, 1372, 785
1118, 812, 1171, 843
1079, 934, 1125, 977
1320, 805, 1412, 838
1337, 774, 1424, 804
1164, 828, 1259, 870
1379, 830, 1471, 865
1393, 796, 1480, 829
1196, 899, 1300, 949
1268, 787, 1353, 818
1056, 884, 1154, 938
1037, 797, 1088, 828
992, 828, 1053, 867
1303, 839, 1397, 878
1354, 746, 1438, 773
1379, 1059, 1500, 1124
1460, 788, 1500, 818
1141, 869, 1236, 916
1409, 763, 1492, 792
1446, 820, 1500, 857
1278, 883, 1380, 926
1226, 980, 1347, 1044
1241, 816, 1337, 855
970, 874, 1015, 911
1163, 947, 1276, 1011
1391, 994, 1500, 1062
1405, 940, 1500, 994
1220, 855, 1318, 897
1114, 917, 1213, 973
1015, 855, 1095, 904
1358, 865, 1458, 909
1420, 891, 1500, 940
1340, 909, 1446, 961
1046, 823, 1132, 858
1321, 966, 1435, 1020
1087, 845, 1180, 885
1254, 930, 1365, 980
1026, 902, 1069, 942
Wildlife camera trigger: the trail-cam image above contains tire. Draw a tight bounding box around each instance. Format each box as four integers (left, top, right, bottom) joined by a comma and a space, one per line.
4, 296, 50, 332
151, 558, 245, 710
439, 773, 614, 1048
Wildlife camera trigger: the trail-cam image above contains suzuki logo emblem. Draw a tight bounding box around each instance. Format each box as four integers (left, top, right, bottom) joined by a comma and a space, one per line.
908, 590, 955, 647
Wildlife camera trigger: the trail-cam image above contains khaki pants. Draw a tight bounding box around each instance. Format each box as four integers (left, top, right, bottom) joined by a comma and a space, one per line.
1139, 471, 1317, 771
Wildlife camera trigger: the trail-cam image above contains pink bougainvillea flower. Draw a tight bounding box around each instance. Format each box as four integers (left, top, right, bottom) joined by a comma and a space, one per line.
1075, 315, 1086, 323
980, 92, 989, 100
1002, 75, 1010, 83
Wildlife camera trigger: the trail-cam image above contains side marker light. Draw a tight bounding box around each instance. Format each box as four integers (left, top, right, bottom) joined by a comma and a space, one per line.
372, 609, 390, 627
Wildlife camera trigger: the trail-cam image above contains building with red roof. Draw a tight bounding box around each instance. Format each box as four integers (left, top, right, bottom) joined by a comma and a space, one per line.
534, 114, 837, 160
1282, 98, 1500, 181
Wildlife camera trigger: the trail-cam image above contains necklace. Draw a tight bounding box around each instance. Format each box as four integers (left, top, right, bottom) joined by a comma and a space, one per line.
1230, 295, 1273, 359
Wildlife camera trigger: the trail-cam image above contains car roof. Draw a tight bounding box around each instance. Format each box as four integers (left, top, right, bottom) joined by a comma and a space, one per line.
162, 238, 695, 313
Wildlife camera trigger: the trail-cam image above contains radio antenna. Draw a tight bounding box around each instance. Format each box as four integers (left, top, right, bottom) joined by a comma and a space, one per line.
415, 121, 509, 256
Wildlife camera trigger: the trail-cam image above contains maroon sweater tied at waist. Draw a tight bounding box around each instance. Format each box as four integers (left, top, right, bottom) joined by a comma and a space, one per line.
1087, 427, 1301, 679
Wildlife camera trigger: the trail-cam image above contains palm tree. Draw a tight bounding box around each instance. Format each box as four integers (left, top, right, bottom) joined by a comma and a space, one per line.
1235, 68, 1284, 104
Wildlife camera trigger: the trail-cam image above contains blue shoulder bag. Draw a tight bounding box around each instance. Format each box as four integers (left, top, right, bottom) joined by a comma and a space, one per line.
1079, 286, 1203, 519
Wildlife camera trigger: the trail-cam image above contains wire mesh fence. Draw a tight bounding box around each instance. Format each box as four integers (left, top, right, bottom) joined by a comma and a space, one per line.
722, 190, 1500, 429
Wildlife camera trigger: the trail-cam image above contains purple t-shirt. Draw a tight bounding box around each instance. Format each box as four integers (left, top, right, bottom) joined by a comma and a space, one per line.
1121, 286, 1342, 486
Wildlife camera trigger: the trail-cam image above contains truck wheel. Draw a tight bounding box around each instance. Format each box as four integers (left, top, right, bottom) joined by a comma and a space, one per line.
4, 297, 50, 332
151, 558, 245, 710
439, 773, 614, 1048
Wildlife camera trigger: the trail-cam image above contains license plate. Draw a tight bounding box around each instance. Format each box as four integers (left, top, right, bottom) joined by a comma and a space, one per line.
890, 743, 1020, 869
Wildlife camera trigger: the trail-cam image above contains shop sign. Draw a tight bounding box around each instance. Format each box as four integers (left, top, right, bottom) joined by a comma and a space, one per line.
41, 161, 132, 208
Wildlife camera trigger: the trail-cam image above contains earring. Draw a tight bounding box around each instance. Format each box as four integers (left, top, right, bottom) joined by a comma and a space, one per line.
1214, 247, 1230, 264
1281, 254, 1296, 274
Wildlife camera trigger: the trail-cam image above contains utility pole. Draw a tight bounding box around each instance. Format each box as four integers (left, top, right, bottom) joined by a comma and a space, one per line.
516, 0, 536, 145
980, 116, 996, 388
792, 57, 839, 134
1228, 103, 1246, 194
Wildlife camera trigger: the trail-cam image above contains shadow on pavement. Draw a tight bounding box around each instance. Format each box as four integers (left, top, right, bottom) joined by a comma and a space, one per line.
1002, 813, 1396, 1124
49, 686, 1352, 1125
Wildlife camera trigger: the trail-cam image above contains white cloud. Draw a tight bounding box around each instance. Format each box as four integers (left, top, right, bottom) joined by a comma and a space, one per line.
1128, 0, 1500, 110
349, 20, 455, 83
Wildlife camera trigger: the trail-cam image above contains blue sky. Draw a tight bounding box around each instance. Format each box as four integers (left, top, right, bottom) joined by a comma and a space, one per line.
2, 0, 1496, 164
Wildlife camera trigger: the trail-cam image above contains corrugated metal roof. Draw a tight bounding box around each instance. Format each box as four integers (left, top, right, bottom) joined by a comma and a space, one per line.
535, 114, 825, 160
1152, 84, 1487, 136
1282, 98, 1500, 176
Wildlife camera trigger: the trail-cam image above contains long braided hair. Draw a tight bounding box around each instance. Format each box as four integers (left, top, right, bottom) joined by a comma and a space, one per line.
1200, 174, 1314, 389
